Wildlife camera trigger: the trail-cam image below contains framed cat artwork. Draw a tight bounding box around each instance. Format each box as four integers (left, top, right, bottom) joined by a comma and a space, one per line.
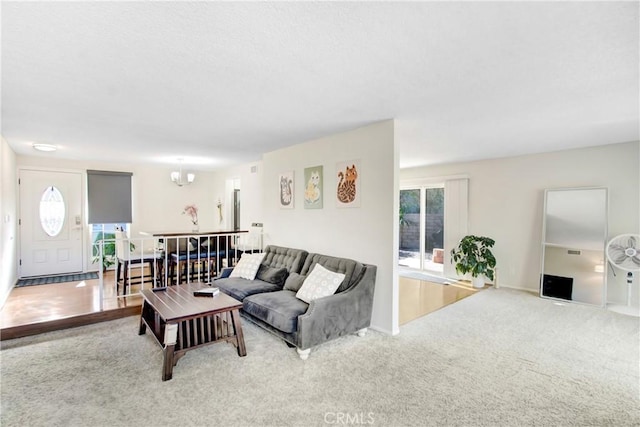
303, 165, 323, 209
335, 160, 361, 208
278, 171, 294, 209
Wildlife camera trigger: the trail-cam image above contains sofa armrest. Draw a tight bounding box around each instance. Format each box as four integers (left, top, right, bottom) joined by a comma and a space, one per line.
296, 264, 377, 350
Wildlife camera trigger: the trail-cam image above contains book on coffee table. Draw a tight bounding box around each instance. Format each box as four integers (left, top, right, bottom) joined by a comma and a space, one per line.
193, 287, 220, 297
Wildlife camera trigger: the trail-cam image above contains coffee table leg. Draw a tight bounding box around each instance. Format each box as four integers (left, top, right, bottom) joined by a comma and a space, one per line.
138, 318, 147, 335
138, 302, 148, 335
162, 323, 179, 381
163, 344, 176, 381
230, 309, 247, 357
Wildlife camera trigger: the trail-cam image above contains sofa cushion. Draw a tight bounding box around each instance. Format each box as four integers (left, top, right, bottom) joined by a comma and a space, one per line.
216, 277, 281, 301
230, 252, 266, 280
296, 264, 345, 303
300, 253, 364, 293
283, 272, 306, 292
261, 245, 309, 273
255, 264, 288, 286
243, 290, 309, 334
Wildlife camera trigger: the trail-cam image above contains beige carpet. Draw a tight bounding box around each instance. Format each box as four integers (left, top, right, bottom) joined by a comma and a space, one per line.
1, 288, 638, 426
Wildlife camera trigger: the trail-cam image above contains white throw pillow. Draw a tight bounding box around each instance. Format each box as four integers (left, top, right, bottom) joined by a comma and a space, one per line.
296, 263, 345, 304
229, 252, 266, 280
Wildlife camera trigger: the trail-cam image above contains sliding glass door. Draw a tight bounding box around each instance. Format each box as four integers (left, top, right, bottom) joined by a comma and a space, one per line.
399, 189, 421, 268
399, 186, 445, 273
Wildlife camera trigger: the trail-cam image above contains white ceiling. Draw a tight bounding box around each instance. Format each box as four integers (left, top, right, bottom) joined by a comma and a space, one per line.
2, 2, 638, 171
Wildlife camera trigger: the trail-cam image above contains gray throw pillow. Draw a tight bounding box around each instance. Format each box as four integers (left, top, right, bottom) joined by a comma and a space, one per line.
283, 272, 306, 292
255, 264, 289, 286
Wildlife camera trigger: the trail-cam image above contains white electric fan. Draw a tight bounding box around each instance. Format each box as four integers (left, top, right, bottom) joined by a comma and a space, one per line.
606, 234, 640, 316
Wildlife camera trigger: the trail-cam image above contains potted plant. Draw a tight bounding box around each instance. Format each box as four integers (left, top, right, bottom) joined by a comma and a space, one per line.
450, 235, 496, 288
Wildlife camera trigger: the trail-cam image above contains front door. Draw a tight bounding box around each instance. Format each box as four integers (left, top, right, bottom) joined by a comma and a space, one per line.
19, 169, 84, 277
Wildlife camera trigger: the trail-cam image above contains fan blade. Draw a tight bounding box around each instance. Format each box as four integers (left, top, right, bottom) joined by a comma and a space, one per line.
629, 236, 637, 248
615, 254, 628, 264
608, 248, 624, 259
610, 244, 625, 252
632, 256, 640, 267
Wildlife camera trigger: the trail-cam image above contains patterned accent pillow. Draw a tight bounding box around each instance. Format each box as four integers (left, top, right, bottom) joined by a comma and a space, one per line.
295, 263, 345, 303
229, 252, 266, 280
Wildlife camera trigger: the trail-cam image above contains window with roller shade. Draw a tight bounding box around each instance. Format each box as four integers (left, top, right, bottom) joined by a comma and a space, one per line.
87, 170, 133, 224
87, 170, 132, 270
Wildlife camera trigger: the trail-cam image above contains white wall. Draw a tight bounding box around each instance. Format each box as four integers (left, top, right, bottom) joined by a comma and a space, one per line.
15, 155, 219, 271
212, 161, 264, 231
0, 138, 19, 308
262, 120, 398, 334
401, 141, 640, 306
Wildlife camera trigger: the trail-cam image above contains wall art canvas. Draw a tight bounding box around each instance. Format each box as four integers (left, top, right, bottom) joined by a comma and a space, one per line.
303, 165, 323, 209
278, 171, 294, 209
335, 160, 361, 208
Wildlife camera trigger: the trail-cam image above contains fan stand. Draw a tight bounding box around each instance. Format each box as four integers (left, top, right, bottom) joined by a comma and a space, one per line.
607, 272, 640, 317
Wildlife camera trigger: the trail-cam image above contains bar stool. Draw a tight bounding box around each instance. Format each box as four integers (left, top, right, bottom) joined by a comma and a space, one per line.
168, 237, 228, 284
115, 228, 163, 295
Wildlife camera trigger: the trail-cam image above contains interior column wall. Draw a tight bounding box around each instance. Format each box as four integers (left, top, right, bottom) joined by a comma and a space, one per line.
262, 120, 399, 334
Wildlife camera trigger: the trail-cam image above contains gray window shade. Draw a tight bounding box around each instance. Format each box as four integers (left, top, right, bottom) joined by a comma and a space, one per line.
87, 170, 133, 224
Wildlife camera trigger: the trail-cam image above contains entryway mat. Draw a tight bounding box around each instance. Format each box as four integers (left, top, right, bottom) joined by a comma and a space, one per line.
16, 272, 99, 288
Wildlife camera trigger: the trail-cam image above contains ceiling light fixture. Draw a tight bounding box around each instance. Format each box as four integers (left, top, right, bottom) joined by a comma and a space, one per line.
171, 159, 195, 187
32, 143, 57, 152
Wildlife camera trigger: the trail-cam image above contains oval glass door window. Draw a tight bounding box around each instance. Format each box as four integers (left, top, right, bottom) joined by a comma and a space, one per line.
40, 186, 66, 237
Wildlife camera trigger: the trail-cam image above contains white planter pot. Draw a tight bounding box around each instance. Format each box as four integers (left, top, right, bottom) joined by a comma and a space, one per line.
472, 276, 485, 289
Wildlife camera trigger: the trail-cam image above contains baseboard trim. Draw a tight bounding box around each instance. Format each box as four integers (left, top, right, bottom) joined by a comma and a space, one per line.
369, 324, 396, 336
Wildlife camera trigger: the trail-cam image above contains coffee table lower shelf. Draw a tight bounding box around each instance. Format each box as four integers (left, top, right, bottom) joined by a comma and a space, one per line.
138, 284, 246, 381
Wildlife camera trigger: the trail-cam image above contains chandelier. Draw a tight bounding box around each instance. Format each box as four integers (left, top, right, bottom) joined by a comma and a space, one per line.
170, 160, 195, 187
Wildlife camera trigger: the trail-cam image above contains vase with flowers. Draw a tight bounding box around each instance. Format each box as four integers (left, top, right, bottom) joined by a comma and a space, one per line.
183, 204, 199, 232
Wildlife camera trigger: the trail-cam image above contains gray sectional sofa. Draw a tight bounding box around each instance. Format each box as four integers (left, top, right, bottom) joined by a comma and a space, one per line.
215, 245, 377, 359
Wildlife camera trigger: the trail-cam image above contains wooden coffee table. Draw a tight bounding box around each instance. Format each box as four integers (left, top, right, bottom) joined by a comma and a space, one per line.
138, 282, 246, 381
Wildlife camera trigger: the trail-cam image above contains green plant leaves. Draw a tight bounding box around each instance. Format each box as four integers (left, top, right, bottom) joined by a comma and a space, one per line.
450, 235, 496, 281
92, 232, 116, 270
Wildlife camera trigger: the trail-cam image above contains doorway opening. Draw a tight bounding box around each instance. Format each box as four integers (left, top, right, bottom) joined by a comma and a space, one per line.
233, 189, 240, 231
